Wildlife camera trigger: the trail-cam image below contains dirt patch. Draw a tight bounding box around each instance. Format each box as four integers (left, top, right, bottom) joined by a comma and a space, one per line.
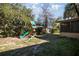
0, 37, 48, 53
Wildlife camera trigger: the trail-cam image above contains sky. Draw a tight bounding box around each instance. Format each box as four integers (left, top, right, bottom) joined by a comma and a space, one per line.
24, 3, 66, 18
23, 3, 67, 28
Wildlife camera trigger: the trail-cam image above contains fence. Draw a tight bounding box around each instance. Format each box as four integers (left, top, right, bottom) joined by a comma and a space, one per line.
60, 18, 79, 33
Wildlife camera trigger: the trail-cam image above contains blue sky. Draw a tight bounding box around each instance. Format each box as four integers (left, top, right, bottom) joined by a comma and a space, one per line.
23, 3, 66, 18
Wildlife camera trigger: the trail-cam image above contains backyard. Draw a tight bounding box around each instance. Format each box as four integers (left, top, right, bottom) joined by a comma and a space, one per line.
0, 34, 79, 56
0, 3, 79, 56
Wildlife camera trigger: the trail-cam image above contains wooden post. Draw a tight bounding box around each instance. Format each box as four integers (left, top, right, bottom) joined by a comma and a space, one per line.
70, 21, 71, 32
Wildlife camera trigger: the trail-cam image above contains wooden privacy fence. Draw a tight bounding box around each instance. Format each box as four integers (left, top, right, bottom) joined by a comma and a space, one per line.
60, 18, 79, 33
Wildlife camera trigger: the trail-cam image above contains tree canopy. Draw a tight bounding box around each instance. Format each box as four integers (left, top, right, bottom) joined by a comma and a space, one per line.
64, 3, 79, 19
0, 3, 32, 37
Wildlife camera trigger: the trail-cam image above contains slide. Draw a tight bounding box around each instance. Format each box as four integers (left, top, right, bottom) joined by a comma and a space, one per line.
19, 31, 29, 39
19, 21, 36, 39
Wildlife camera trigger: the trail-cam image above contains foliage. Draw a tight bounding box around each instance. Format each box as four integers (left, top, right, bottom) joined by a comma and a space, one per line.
64, 3, 79, 19
0, 3, 32, 37
51, 18, 61, 33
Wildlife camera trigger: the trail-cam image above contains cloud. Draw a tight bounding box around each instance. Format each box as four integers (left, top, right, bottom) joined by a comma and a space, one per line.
51, 4, 61, 11
32, 4, 36, 9
32, 4, 43, 15
31, 4, 61, 15
31, 3, 64, 19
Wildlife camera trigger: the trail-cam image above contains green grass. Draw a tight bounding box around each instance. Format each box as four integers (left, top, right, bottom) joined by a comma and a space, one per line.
0, 36, 79, 56
35, 37, 79, 56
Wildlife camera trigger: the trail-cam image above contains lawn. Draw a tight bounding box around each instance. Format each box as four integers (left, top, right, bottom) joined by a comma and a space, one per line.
0, 34, 79, 56
34, 35, 79, 56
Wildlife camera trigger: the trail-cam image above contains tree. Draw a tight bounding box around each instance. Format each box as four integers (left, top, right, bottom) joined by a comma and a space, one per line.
73, 3, 79, 16
0, 3, 32, 37
64, 3, 79, 19
41, 4, 53, 31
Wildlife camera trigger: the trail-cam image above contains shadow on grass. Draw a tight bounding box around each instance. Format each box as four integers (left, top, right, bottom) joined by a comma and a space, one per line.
0, 43, 45, 56
0, 34, 79, 56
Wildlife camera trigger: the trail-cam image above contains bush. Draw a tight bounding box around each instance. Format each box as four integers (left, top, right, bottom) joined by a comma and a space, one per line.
0, 3, 32, 37
51, 29, 60, 33
35, 27, 43, 35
